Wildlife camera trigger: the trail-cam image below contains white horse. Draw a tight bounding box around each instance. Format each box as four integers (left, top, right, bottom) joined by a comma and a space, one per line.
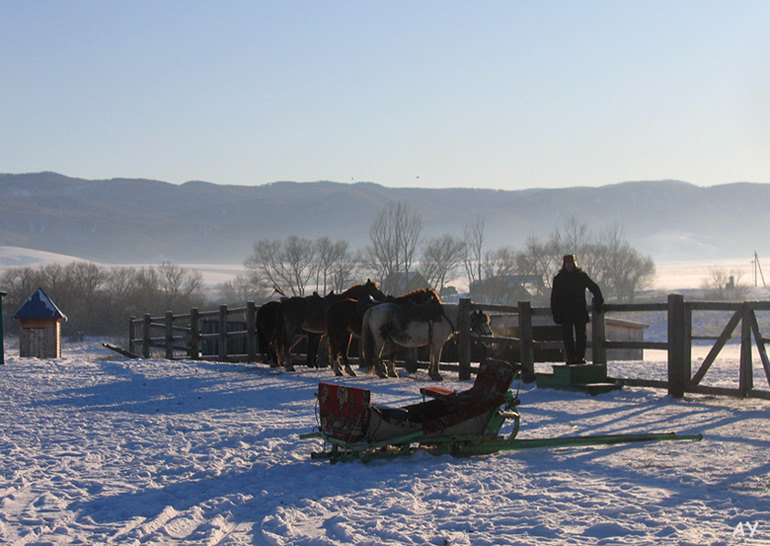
360, 302, 492, 381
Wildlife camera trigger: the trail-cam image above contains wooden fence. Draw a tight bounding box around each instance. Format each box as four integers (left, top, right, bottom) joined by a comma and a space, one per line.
129, 303, 259, 363
129, 295, 770, 400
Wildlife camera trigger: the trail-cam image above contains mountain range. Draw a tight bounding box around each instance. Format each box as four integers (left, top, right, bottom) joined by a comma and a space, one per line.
0, 172, 767, 265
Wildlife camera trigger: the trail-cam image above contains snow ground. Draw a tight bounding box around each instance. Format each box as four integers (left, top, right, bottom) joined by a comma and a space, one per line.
0, 340, 768, 545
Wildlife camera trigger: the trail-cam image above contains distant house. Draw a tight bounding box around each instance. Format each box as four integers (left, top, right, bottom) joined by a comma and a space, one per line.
469, 275, 544, 305
13, 288, 67, 358
381, 271, 431, 296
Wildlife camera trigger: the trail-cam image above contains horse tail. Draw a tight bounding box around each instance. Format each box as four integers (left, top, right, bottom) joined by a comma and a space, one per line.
361, 316, 375, 370
256, 310, 269, 362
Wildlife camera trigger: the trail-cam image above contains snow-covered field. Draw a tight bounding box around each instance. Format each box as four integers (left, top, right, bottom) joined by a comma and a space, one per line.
1, 340, 768, 545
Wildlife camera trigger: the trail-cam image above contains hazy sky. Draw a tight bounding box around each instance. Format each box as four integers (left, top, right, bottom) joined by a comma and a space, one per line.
2, 1, 768, 190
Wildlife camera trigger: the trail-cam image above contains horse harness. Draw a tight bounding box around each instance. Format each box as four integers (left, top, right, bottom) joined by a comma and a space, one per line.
392, 300, 456, 347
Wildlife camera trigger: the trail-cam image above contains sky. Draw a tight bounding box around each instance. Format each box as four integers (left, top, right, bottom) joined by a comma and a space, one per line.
2, 1, 769, 191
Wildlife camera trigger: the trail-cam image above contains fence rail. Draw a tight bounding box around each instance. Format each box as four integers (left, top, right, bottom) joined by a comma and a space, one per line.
129, 295, 770, 399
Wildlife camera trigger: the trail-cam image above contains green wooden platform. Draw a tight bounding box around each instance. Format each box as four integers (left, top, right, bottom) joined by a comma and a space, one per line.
535, 363, 621, 395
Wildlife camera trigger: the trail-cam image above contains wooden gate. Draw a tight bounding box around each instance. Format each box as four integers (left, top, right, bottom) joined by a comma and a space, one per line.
687, 302, 770, 397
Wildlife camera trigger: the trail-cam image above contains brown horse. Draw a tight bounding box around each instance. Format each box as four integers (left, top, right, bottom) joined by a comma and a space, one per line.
325, 297, 377, 376
273, 280, 385, 371
325, 288, 441, 377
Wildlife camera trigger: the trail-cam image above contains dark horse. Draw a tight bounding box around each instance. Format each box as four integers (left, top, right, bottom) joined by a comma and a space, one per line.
325, 288, 442, 377
272, 280, 385, 371
256, 300, 281, 365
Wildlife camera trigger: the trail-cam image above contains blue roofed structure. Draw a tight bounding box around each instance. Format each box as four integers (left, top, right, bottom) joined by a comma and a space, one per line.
14, 288, 67, 321
14, 288, 67, 358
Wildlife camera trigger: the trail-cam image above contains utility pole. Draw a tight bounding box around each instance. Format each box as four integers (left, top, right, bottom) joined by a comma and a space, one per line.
755, 251, 766, 288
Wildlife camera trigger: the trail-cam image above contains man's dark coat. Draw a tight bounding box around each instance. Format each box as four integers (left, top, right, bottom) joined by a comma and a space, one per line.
550, 268, 603, 324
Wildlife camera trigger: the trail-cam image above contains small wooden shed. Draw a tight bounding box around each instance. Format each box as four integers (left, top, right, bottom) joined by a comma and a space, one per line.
13, 288, 67, 358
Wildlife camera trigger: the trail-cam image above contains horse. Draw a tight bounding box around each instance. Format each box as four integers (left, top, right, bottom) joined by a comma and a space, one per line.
273, 280, 385, 371
325, 288, 442, 377
256, 300, 281, 365
361, 300, 492, 381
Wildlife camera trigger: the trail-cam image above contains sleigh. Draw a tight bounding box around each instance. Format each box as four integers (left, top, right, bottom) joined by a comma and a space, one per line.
301, 359, 703, 464
301, 359, 522, 463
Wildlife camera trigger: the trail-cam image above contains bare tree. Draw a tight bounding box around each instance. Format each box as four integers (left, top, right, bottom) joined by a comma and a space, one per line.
592, 224, 655, 301
67, 262, 105, 297
463, 216, 485, 288
481, 246, 518, 279
104, 266, 141, 317
1, 261, 209, 338
701, 268, 748, 301
329, 248, 362, 292
516, 234, 556, 294
313, 237, 351, 294
366, 202, 423, 293
551, 216, 593, 268
218, 274, 271, 305
282, 236, 316, 295
157, 262, 204, 311
245, 236, 316, 296
246, 239, 283, 291
496, 221, 656, 302
421, 234, 465, 293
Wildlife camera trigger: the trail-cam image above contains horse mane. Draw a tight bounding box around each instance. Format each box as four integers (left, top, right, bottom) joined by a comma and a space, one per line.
390, 288, 441, 304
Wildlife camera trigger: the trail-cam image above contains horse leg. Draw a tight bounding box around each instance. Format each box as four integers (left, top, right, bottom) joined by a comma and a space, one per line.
328, 333, 343, 376
360, 320, 380, 376
278, 342, 295, 372
317, 336, 330, 368
268, 342, 279, 366
387, 353, 399, 378
342, 333, 356, 376
306, 334, 319, 368
373, 341, 389, 379
428, 344, 443, 381
382, 340, 399, 378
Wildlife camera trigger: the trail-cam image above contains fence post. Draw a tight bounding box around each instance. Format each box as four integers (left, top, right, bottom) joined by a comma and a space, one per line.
457, 298, 471, 380
684, 302, 692, 380
128, 316, 136, 356
591, 308, 607, 364
740, 304, 753, 397
667, 294, 687, 398
218, 304, 228, 361
518, 300, 535, 382
246, 301, 257, 362
189, 308, 200, 359
165, 311, 174, 360
142, 313, 151, 358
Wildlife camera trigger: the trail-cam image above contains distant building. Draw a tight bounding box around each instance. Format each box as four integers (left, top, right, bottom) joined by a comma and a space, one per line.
469, 275, 544, 305
381, 271, 431, 295
13, 288, 67, 358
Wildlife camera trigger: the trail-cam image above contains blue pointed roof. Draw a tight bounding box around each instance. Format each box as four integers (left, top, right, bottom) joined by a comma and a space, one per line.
14, 288, 67, 321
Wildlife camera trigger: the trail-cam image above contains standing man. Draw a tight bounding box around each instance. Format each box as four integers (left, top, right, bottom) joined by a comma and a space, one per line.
550, 254, 604, 365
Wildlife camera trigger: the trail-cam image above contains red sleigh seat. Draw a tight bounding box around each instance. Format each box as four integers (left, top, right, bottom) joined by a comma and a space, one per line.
318, 382, 371, 442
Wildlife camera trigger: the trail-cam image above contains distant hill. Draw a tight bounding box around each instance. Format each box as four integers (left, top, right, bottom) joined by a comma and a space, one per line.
0, 172, 767, 264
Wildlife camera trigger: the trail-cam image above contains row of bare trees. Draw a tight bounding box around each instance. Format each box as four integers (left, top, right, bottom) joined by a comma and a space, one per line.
0, 201, 657, 338
0, 262, 204, 337
235, 201, 656, 304
477, 218, 656, 303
